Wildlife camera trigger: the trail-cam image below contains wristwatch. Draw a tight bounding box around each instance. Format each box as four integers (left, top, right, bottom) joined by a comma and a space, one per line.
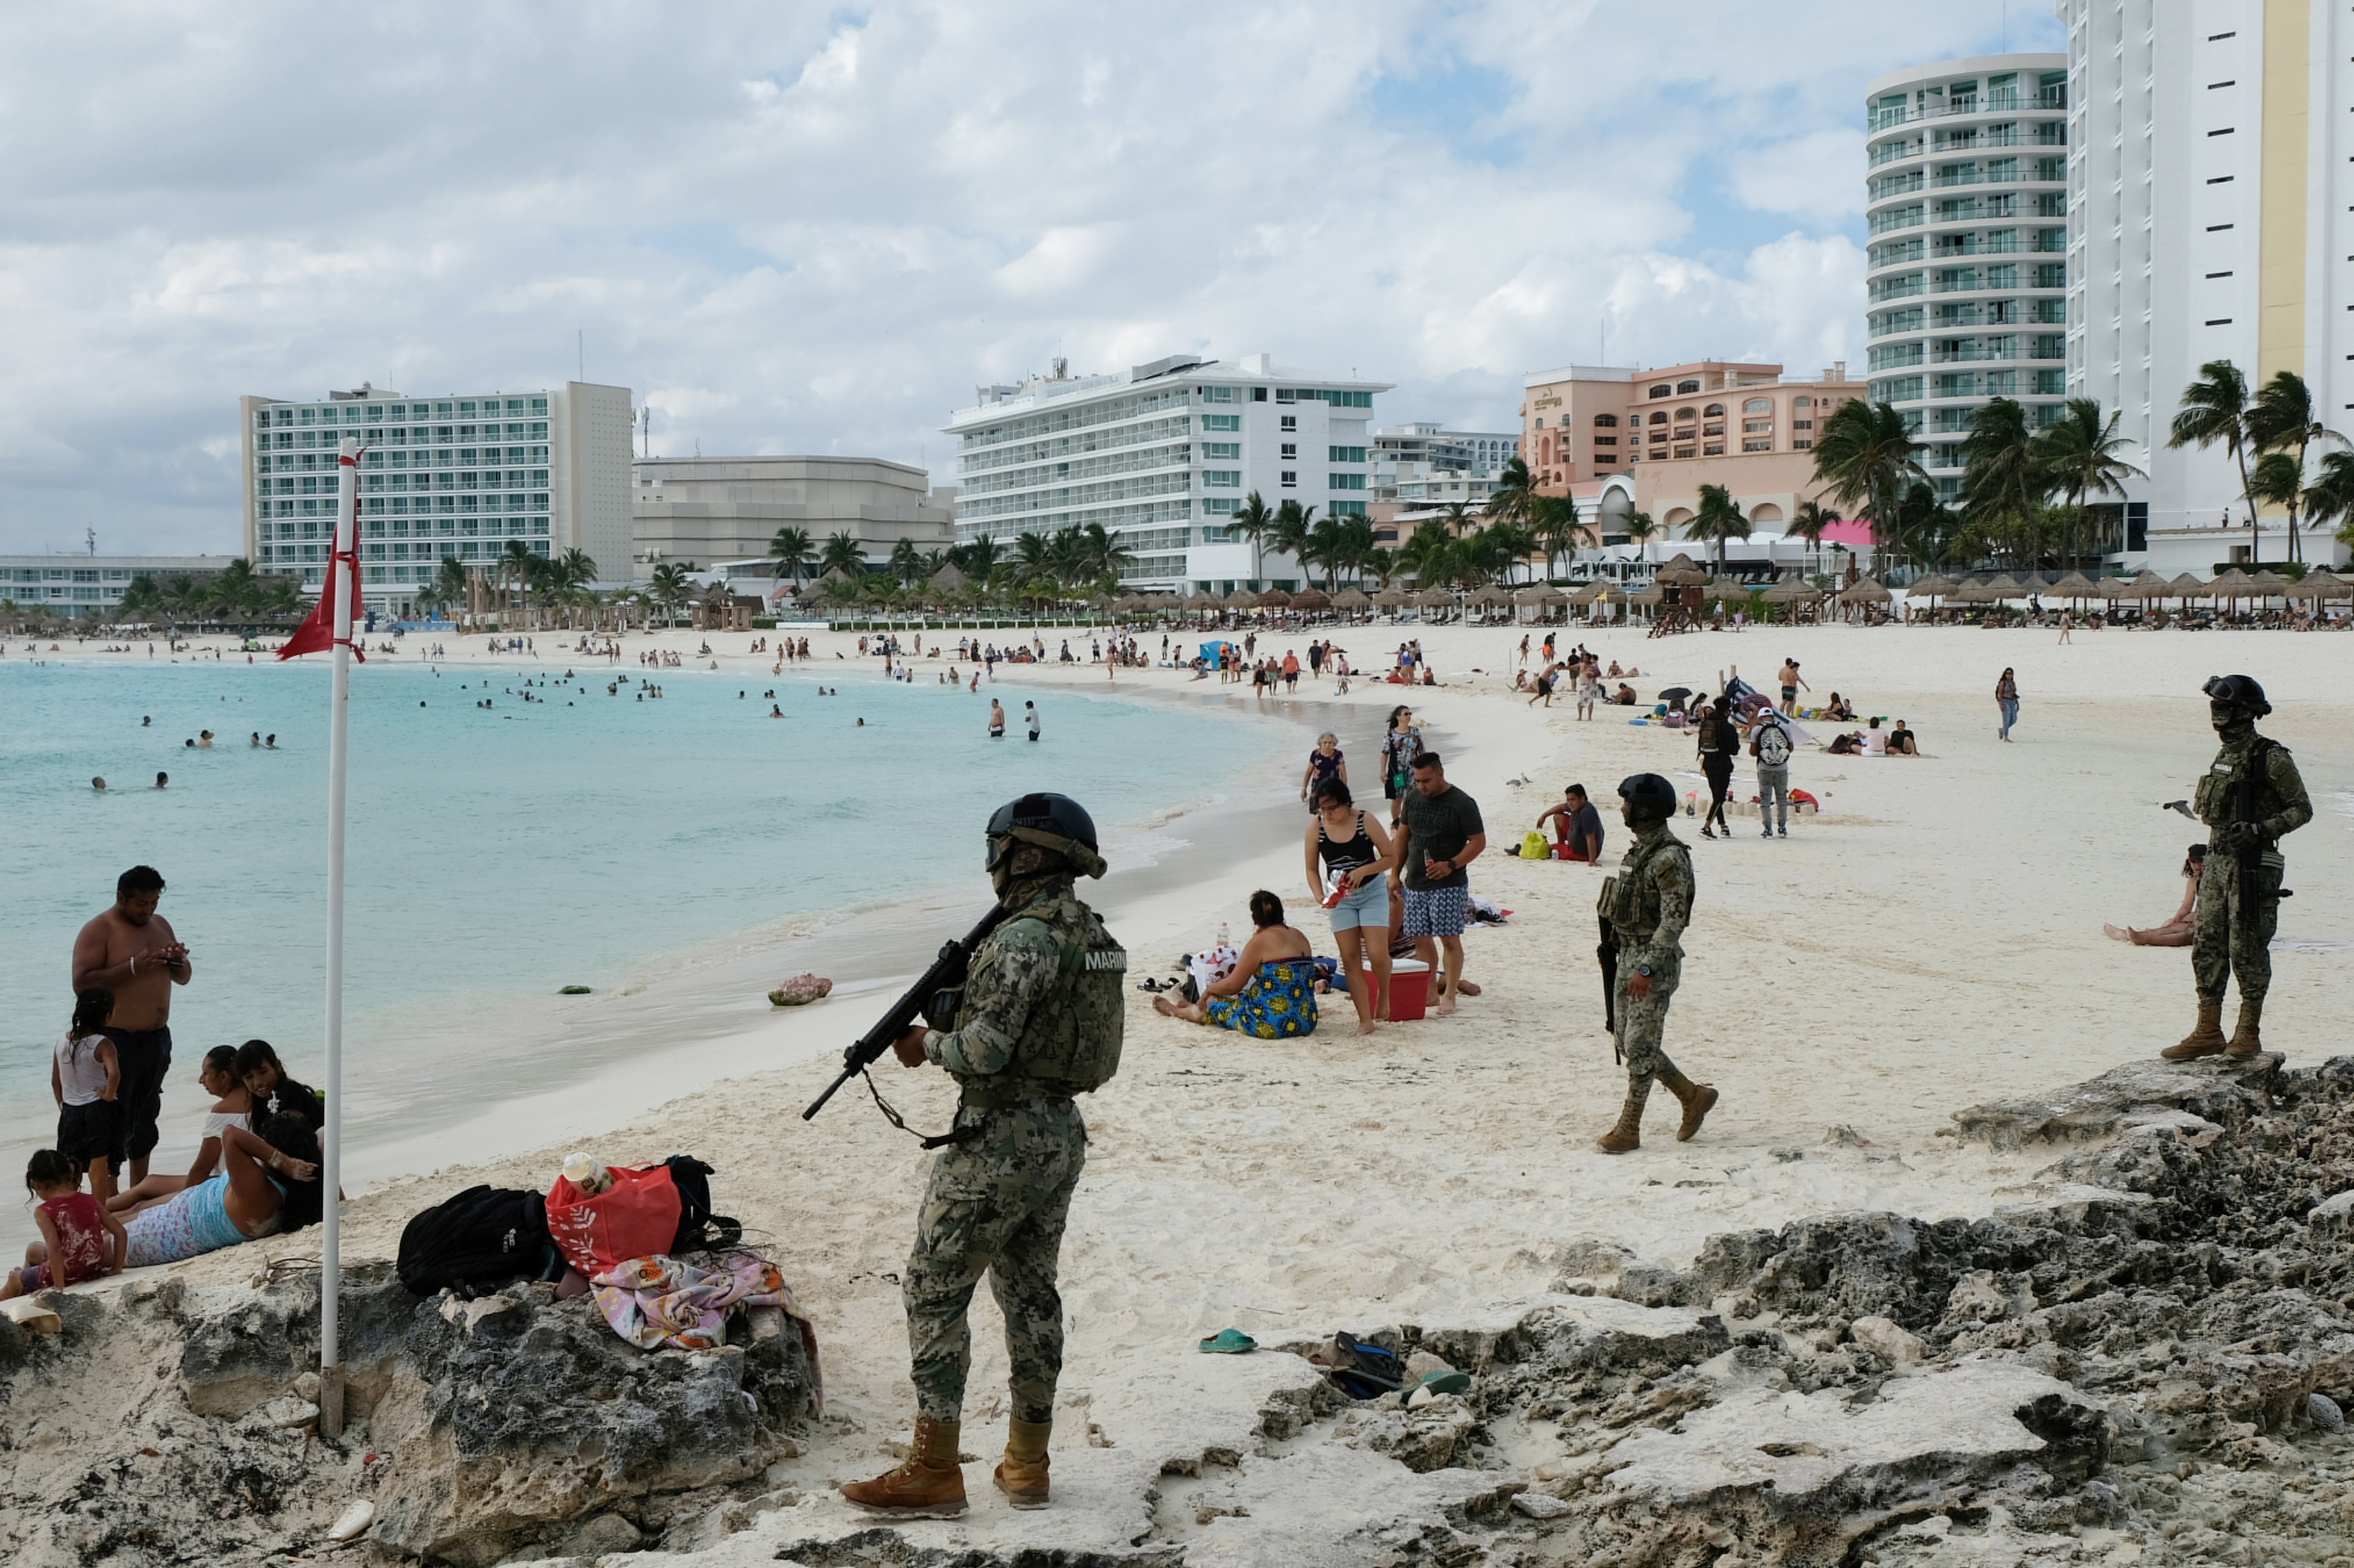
1636, 964, 1654, 978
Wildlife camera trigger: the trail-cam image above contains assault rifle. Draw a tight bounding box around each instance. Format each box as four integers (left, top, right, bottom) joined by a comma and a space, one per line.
802, 905, 1010, 1127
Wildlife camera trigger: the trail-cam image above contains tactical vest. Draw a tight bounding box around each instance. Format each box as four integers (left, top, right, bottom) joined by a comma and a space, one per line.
2193, 737, 2286, 837
960, 891, 1127, 1109
1597, 828, 1687, 936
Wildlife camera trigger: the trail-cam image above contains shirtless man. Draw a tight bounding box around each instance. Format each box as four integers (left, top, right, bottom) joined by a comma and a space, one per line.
71, 866, 193, 1185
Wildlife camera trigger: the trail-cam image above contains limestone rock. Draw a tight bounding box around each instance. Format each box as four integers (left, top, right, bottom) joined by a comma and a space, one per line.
1847, 1315, 1924, 1366
1950, 1053, 2281, 1149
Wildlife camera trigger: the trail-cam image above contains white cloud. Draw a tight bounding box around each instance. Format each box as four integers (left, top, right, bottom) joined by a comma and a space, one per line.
0, 0, 2056, 553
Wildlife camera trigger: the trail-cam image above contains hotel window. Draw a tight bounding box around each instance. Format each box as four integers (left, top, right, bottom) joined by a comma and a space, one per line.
1703, 444, 1725, 456
1204, 470, 1241, 488
1203, 413, 1240, 431
1280, 470, 1297, 487
1203, 443, 1240, 460
1649, 384, 1671, 398
1743, 399, 1771, 414
1280, 443, 1296, 459
1648, 412, 1668, 425
1743, 438, 1772, 452
1676, 380, 1700, 394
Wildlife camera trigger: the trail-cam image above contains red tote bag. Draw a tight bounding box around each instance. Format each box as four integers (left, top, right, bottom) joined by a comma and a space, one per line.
545, 1163, 682, 1277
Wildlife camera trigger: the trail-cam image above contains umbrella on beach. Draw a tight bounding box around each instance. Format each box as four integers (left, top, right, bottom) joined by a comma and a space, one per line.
1907, 572, 1959, 598
2304, 571, 2354, 599
1837, 577, 1891, 603
1654, 554, 1707, 585
1981, 573, 2026, 600
1333, 588, 1372, 615
1702, 579, 1749, 602
927, 563, 967, 593
1656, 686, 1693, 701
1513, 582, 1565, 604
1762, 578, 1819, 603
1468, 583, 1510, 606
1254, 588, 1294, 610
1414, 587, 1456, 611
1290, 588, 1332, 612
2206, 567, 2254, 600
2048, 571, 2100, 602
1628, 584, 1665, 606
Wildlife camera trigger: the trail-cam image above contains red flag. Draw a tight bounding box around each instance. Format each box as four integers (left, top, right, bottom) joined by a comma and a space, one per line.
278, 452, 366, 662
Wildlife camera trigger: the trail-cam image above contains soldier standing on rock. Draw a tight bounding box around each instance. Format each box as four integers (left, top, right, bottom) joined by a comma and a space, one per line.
2161, 675, 2310, 1061
1595, 774, 1720, 1153
842, 793, 1126, 1518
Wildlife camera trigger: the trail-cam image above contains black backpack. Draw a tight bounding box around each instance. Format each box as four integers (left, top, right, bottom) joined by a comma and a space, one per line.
662, 1156, 743, 1255
396, 1185, 561, 1296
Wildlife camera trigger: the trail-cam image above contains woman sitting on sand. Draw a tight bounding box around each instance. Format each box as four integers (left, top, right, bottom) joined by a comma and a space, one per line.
1823, 692, 1856, 722
235, 1040, 323, 1134
1887, 720, 1920, 756
108, 1046, 249, 1216
2107, 845, 2205, 947
1154, 890, 1319, 1039
122, 1112, 321, 1267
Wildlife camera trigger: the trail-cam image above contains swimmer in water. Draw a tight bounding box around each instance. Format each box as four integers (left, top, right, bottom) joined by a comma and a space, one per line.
91, 777, 105, 791
155, 772, 167, 789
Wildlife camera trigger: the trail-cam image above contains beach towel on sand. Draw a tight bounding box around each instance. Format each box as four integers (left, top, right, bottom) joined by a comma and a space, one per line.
591, 1253, 824, 1407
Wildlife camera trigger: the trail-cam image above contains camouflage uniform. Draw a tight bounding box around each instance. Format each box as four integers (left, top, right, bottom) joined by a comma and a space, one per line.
906, 884, 1123, 1426
1603, 821, 1695, 1103
2190, 732, 2311, 1010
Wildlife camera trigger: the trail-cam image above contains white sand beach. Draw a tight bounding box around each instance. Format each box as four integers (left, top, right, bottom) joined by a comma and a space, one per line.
21, 615, 2346, 1557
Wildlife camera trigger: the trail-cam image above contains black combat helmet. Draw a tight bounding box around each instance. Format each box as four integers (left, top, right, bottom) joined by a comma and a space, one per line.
1618, 773, 1678, 823
2203, 674, 2272, 718
985, 791, 1107, 883
988, 791, 1098, 849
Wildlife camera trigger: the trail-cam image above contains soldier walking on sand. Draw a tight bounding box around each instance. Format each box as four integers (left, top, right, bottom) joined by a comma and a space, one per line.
843, 793, 1126, 1518
1595, 774, 1719, 1153
2162, 675, 2310, 1060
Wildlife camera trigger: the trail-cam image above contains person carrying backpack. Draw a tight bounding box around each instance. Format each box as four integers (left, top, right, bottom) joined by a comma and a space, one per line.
1750, 708, 1794, 839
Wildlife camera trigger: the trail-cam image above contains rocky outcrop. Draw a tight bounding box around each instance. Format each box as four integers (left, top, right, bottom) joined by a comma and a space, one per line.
0, 1260, 814, 1568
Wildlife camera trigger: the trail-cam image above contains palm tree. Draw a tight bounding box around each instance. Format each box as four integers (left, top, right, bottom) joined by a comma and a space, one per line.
556, 547, 599, 590
2168, 359, 2261, 561
499, 538, 538, 628
1786, 500, 1840, 564
1620, 510, 1658, 553
889, 537, 925, 586
1229, 491, 1277, 583
951, 534, 1001, 583
2249, 451, 2303, 540
1957, 400, 2048, 559
1487, 456, 1536, 531
1269, 499, 1318, 581
2246, 370, 2346, 563
818, 531, 866, 579
647, 562, 693, 627
768, 526, 813, 587
1082, 523, 1137, 583
1688, 483, 1751, 574
2300, 449, 2354, 550
1364, 546, 1401, 591
1811, 400, 1928, 552
1532, 493, 1595, 578
2031, 398, 2146, 566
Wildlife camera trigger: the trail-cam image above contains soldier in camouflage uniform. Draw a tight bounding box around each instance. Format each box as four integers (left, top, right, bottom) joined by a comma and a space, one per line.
1595, 774, 1720, 1153
843, 792, 1126, 1518
2161, 676, 2311, 1061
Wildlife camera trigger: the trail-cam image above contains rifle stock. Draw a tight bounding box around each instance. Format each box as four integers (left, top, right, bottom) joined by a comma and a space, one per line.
802, 906, 1010, 1121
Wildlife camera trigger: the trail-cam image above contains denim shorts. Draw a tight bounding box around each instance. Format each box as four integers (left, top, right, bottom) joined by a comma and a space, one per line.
1326, 874, 1389, 931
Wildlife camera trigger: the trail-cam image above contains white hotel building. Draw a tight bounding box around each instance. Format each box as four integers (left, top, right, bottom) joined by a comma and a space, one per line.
1864, 55, 2073, 502
943, 354, 1390, 593
2060, 0, 2354, 569
240, 381, 634, 615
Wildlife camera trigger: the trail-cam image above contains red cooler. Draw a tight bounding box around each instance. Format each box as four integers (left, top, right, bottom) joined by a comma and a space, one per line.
1364, 957, 1432, 1021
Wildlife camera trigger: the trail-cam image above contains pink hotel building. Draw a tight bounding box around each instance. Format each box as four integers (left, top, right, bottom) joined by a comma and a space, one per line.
1518, 360, 1877, 558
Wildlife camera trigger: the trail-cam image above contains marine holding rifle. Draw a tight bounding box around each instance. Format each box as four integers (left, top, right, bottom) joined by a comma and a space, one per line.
2161, 675, 2311, 1061
841, 792, 1126, 1517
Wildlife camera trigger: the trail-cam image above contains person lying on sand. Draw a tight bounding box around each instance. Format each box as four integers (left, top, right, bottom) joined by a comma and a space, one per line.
1154, 891, 1319, 1038
2107, 845, 2205, 947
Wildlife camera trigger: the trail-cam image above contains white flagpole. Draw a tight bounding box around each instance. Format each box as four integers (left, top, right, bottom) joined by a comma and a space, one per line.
320, 437, 358, 1437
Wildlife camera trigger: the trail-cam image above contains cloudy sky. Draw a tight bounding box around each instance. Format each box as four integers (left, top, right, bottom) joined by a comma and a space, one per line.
0, 1, 2060, 556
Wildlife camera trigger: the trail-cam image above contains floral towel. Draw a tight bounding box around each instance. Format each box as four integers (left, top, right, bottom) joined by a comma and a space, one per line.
592, 1252, 824, 1408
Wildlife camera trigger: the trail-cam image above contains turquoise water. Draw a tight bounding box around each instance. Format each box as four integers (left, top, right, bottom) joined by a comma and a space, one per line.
0, 654, 1284, 1139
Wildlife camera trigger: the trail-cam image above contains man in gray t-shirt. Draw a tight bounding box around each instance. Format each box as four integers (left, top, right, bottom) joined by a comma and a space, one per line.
1392, 752, 1487, 1016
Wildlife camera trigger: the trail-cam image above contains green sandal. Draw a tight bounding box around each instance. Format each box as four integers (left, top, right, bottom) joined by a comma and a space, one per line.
1198, 1329, 1257, 1354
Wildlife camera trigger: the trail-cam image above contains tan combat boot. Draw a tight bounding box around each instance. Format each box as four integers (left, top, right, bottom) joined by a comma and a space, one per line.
841, 1416, 966, 1517
2161, 1000, 2226, 1061
1660, 1069, 1720, 1143
1596, 1092, 1644, 1154
2225, 999, 2263, 1058
994, 1418, 1051, 1509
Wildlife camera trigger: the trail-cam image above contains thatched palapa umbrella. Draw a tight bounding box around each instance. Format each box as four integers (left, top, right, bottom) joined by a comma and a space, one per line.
1289, 587, 1332, 612
1762, 578, 1818, 604
1907, 573, 1959, 602
1333, 587, 1372, 619
1653, 553, 1707, 586
1254, 588, 1294, 610
1837, 577, 1891, 605
1627, 584, 1665, 607
2047, 571, 2101, 604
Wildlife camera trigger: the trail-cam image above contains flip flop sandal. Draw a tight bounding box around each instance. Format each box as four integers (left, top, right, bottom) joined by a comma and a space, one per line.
1198, 1328, 1257, 1354
1420, 1370, 1471, 1395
